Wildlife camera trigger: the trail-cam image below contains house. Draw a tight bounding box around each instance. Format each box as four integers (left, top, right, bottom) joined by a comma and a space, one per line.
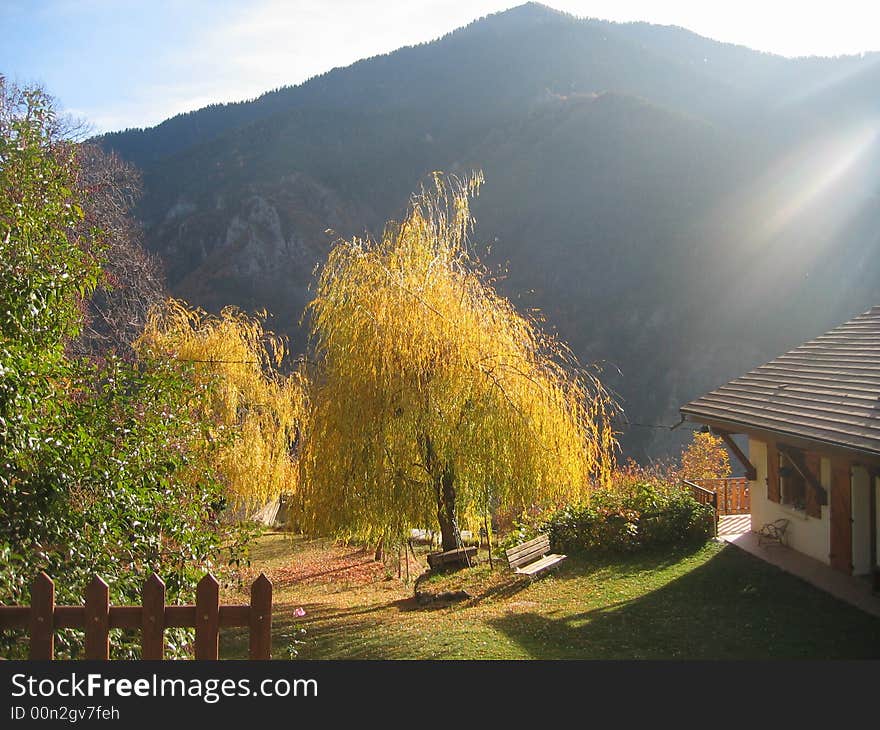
680, 306, 880, 578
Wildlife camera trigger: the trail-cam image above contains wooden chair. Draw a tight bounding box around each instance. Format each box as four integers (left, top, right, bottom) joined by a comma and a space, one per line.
758, 518, 789, 547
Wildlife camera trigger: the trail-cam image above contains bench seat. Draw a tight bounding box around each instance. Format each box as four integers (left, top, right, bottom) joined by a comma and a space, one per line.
514, 553, 567, 577
426, 546, 477, 569
505, 533, 566, 580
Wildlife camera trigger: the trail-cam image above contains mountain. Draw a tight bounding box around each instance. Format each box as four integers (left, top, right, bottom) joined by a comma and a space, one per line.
96, 2, 880, 460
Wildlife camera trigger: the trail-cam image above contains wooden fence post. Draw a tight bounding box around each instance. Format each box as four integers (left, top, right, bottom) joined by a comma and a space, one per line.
142, 573, 166, 660
195, 574, 220, 660
84, 575, 110, 660
249, 573, 272, 660
712, 491, 719, 537
30, 572, 54, 660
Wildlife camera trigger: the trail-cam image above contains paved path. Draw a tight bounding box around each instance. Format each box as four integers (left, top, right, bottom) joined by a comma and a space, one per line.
718, 514, 750, 536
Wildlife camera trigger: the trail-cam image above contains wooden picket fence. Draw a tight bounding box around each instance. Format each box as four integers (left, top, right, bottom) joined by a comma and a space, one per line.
0, 572, 272, 660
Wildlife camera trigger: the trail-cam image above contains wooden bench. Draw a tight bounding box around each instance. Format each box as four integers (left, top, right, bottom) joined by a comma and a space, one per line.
505, 534, 566, 579
426, 546, 477, 569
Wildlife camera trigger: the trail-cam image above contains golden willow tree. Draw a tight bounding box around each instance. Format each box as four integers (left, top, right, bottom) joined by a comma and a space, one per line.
300, 172, 616, 551
136, 300, 307, 511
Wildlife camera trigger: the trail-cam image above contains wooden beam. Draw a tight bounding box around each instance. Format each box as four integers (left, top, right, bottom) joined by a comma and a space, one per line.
711, 428, 757, 481
778, 444, 828, 505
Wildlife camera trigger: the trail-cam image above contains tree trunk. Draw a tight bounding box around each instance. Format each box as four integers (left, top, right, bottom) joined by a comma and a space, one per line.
436, 463, 458, 552
423, 433, 458, 552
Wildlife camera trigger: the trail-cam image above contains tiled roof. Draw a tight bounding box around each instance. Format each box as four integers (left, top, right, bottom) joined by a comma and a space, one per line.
680, 305, 880, 455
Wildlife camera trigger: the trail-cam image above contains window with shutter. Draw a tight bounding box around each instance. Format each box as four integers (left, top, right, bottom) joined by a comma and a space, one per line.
780, 450, 807, 511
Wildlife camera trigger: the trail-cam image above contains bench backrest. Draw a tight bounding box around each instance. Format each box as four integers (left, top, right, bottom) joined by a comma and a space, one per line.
505, 533, 550, 569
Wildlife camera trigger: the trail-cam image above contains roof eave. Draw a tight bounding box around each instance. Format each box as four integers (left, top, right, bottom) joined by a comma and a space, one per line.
680, 409, 880, 466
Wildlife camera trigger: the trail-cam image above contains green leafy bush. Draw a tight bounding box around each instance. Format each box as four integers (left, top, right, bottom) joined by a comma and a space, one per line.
496, 519, 544, 553
0, 81, 256, 659
543, 482, 713, 554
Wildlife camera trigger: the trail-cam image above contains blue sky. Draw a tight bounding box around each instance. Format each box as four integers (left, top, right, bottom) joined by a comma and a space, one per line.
3, 1, 880, 134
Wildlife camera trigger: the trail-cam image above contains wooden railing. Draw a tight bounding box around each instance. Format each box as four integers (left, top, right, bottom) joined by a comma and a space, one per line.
684, 479, 719, 536
0, 572, 272, 660
694, 477, 750, 515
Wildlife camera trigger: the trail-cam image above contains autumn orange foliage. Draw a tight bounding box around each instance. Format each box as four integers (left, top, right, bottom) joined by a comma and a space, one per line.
680, 431, 731, 481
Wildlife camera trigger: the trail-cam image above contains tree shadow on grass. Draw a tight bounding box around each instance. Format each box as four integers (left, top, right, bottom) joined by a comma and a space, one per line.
549, 541, 711, 583
271, 560, 379, 587
390, 577, 531, 612
220, 599, 398, 659
272, 601, 458, 659
486, 545, 880, 659
465, 576, 531, 607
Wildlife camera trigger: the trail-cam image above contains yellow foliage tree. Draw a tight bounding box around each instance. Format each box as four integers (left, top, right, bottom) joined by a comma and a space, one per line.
680, 431, 731, 481
299, 172, 616, 550
137, 299, 307, 511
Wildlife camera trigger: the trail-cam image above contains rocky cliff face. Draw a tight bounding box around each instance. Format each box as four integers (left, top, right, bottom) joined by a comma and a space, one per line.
149, 172, 377, 338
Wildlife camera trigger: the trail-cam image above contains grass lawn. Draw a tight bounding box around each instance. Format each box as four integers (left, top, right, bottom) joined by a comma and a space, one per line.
219, 532, 880, 659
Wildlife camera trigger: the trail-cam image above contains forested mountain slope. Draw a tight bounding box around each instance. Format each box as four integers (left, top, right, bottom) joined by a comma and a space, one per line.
97, 3, 880, 458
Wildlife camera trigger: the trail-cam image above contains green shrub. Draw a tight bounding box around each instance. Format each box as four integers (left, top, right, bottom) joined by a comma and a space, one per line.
0, 82, 255, 659
496, 521, 542, 553
544, 482, 713, 554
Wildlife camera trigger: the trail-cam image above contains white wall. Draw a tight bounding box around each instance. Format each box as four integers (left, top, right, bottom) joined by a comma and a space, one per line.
748, 439, 830, 565
852, 466, 872, 575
